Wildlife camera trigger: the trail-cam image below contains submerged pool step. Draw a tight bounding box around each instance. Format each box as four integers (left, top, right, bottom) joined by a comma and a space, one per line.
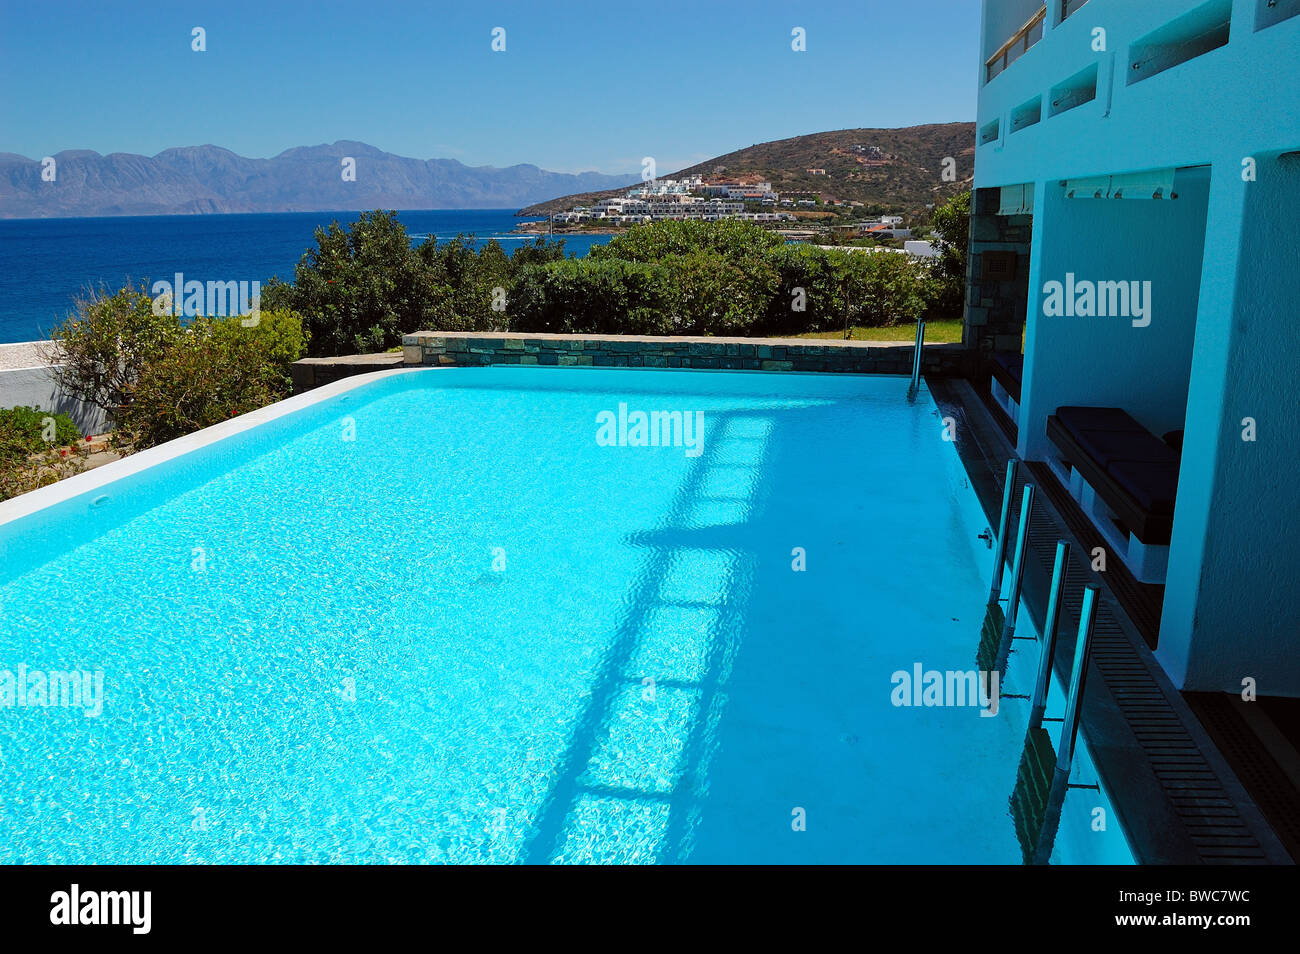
1010, 725, 1057, 864
976, 602, 1005, 675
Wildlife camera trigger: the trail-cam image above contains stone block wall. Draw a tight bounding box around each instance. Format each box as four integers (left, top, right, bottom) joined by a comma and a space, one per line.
291, 353, 404, 394
965, 186, 1033, 361
401, 332, 971, 377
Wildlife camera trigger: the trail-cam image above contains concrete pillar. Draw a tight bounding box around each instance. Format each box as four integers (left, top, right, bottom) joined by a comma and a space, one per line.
1158, 152, 1300, 696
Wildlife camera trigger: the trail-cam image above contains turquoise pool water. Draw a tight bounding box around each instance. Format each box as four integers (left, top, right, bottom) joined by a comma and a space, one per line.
0, 368, 1131, 863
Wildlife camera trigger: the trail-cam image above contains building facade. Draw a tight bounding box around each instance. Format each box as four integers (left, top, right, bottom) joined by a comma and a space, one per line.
972, 0, 1299, 694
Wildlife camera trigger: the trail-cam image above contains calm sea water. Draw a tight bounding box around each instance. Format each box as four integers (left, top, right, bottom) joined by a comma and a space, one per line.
0, 210, 611, 344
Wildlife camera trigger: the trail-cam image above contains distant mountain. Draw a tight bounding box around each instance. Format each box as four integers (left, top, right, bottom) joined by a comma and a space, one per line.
518, 123, 975, 216
0, 141, 639, 218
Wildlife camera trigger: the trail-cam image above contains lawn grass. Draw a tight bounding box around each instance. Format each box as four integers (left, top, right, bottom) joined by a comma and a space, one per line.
786, 318, 964, 344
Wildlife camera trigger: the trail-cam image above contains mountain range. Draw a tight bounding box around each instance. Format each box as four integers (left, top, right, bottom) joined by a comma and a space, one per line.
0, 141, 639, 219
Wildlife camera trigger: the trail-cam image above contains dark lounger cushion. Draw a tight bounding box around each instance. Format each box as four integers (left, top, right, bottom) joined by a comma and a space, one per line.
1056, 405, 1144, 435
1074, 428, 1179, 468
991, 352, 1023, 381
990, 352, 1024, 402
1108, 459, 1180, 515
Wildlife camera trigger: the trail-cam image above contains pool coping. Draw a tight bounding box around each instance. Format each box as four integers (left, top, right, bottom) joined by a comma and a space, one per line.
930, 377, 1291, 865
0, 366, 428, 529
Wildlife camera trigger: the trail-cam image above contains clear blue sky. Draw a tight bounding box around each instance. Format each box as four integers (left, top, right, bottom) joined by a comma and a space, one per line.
0, 0, 979, 175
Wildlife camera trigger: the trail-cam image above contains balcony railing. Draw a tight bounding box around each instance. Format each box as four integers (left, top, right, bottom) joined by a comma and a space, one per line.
986, 5, 1047, 82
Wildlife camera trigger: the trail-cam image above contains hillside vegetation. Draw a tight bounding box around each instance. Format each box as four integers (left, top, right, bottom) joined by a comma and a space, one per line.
519, 123, 974, 216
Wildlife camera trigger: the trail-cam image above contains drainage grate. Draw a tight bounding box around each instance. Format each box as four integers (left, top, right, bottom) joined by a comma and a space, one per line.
1185, 693, 1300, 862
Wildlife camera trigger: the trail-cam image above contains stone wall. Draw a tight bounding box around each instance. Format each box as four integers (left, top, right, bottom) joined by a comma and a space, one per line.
291, 353, 404, 394
964, 186, 1032, 361
402, 331, 971, 377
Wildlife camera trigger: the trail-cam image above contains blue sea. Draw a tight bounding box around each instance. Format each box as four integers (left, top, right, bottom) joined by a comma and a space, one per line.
0, 210, 611, 344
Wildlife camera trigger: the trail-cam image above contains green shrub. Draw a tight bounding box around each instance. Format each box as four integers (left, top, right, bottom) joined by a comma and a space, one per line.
265, 212, 949, 347
262, 210, 455, 356
0, 406, 82, 461
209, 307, 309, 389
0, 408, 86, 504
510, 258, 671, 334
759, 244, 845, 335
416, 236, 513, 332
50, 284, 185, 418
928, 190, 970, 320
115, 318, 285, 448
590, 218, 784, 263
846, 248, 931, 328
657, 251, 778, 337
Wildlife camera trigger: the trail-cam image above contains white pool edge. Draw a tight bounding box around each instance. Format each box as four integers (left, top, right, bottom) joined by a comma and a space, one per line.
0, 367, 431, 528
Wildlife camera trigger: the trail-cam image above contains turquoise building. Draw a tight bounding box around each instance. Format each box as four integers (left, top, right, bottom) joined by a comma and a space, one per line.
970, 0, 1299, 696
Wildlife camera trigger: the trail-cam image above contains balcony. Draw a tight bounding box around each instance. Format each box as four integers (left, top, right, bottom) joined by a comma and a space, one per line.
986, 5, 1047, 83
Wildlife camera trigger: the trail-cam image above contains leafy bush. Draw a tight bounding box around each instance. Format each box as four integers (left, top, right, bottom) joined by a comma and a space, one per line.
927, 190, 970, 320
0, 406, 82, 458
416, 236, 513, 332
208, 308, 309, 390
115, 317, 289, 448
49, 283, 308, 448
264, 211, 952, 349
658, 251, 778, 336
759, 244, 845, 335
590, 218, 784, 263
262, 210, 455, 356
51, 284, 184, 418
0, 408, 86, 503
510, 258, 671, 335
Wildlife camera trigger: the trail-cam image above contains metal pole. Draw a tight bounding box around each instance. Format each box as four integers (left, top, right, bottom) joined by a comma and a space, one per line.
1029, 540, 1070, 732
1032, 583, 1100, 865
908, 318, 926, 396
988, 459, 1020, 604
1056, 584, 1099, 773
1001, 483, 1036, 637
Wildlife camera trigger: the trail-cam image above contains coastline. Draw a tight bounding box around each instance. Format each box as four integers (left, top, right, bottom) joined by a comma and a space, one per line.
510, 221, 626, 237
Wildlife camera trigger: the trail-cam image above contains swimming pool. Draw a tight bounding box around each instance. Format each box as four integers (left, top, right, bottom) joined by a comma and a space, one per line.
0, 367, 1131, 863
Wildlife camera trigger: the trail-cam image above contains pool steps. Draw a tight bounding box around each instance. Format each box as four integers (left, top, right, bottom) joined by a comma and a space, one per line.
1009, 537, 1104, 864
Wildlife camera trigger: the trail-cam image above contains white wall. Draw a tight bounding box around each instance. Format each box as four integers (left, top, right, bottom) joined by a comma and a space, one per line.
0, 365, 109, 435
1018, 171, 1209, 461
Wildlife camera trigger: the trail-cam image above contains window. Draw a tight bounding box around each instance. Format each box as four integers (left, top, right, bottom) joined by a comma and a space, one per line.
1011, 96, 1042, 133
1256, 0, 1300, 30
1128, 0, 1232, 86
1061, 0, 1091, 22
986, 5, 1047, 82
1049, 63, 1098, 116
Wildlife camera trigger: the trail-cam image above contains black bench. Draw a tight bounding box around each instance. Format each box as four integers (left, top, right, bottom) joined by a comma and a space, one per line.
990, 352, 1024, 404
1046, 406, 1180, 546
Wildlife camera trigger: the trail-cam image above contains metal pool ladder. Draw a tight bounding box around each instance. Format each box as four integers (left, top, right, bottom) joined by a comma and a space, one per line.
906, 317, 926, 401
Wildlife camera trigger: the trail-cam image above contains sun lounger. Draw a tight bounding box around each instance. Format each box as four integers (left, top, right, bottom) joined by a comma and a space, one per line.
1046, 405, 1180, 551
989, 352, 1024, 429
990, 352, 1023, 404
